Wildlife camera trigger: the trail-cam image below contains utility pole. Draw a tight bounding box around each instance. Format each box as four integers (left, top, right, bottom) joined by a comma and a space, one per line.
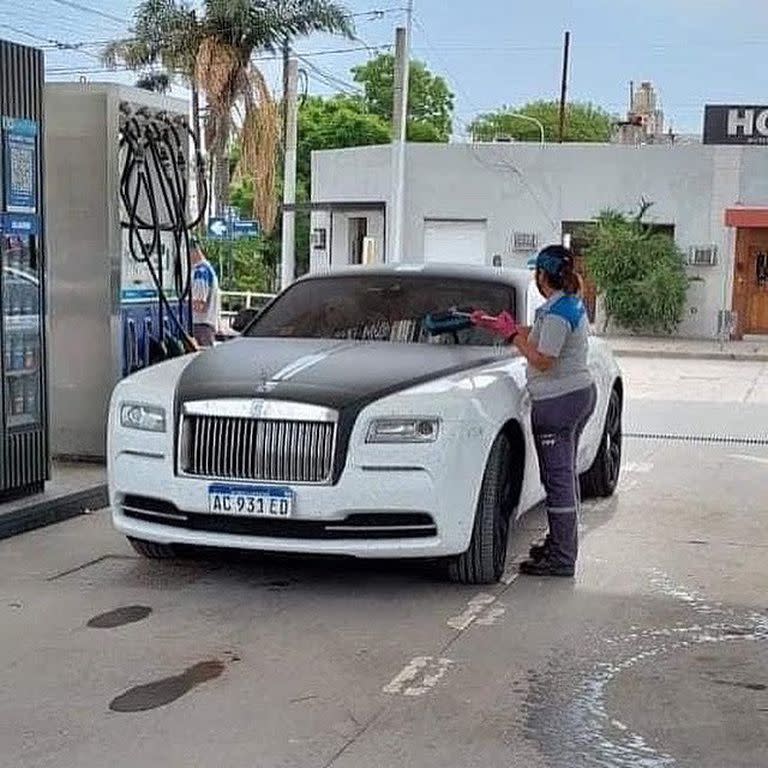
390, 0, 413, 263
281, 57, 299, 290
282, 38, 291, 151
558, 30, 571, 143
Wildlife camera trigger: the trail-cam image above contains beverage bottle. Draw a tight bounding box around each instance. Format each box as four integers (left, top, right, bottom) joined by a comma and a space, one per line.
11, 379, 24, 416
24, 334, 37, 369
12, 336, 24, 371
18, 242, 31, 273
22, 284, 35, 315
9, 284, 21, 316
24, 378, 37, 417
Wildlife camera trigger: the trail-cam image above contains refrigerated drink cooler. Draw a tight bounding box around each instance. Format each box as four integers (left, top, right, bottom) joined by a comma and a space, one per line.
0, 39, 48, 498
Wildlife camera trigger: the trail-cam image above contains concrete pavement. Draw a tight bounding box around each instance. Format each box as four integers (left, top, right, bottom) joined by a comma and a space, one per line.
606, 335, 768, 362
1, 358, 767, 768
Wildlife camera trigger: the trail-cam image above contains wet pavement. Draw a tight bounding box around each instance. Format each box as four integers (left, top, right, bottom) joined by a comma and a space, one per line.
1, 358, 767, 768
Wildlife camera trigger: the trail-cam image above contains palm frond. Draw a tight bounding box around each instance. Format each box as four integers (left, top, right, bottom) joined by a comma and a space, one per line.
237, 66, 281, 234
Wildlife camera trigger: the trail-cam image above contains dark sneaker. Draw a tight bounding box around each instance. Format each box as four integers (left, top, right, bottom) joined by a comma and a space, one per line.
528, 536, 551, 563
519, 558, 575, 578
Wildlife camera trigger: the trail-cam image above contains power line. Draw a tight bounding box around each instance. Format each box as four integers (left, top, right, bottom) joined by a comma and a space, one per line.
45, 0, 127, 25
44, 42, 392, 75
0, 21, 100, 61
296, 55, 362, 96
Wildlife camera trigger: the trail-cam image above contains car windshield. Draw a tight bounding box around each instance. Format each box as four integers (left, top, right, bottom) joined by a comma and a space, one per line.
245, 274, 516, 346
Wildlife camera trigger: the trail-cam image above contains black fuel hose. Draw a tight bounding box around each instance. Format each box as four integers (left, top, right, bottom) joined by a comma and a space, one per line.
119, 104, 206, 353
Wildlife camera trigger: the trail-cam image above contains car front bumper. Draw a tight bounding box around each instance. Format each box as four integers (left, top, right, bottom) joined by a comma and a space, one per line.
110, 447, 483, 559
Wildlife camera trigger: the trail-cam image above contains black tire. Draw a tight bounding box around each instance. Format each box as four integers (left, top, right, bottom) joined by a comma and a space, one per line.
128, 537, 177, 560
581, 387, 622, 499
448, 433, 515, 585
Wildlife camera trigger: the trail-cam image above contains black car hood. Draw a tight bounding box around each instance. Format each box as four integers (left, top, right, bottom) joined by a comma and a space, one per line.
176, 337, 500, 409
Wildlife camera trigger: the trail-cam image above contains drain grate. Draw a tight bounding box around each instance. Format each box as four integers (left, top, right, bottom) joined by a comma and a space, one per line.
626, 432, 768, 446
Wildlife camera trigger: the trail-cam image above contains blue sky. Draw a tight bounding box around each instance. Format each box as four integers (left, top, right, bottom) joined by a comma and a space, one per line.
3, 0, 768, 134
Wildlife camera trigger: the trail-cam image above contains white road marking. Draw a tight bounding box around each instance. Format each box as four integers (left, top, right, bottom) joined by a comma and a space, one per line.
475, 606, 506, 626
623, 462, 654, 474
383, 656, 453, 697
446, 593, 497, 631
501, 572, 519, 586
728, 454, 768, 466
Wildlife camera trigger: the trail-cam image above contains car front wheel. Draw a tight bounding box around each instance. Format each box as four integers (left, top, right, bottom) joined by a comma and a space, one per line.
581, 387, 622, 499
448, 433, 514, 585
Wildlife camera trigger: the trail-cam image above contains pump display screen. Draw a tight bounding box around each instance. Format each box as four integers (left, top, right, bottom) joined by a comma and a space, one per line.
246, 275, 516, 346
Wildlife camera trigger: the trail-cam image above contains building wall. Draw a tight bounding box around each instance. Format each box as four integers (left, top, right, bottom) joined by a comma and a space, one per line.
312, 142, 754, 338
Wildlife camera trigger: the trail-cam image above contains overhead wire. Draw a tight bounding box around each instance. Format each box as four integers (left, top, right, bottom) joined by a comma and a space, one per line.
45, 0, 128, 25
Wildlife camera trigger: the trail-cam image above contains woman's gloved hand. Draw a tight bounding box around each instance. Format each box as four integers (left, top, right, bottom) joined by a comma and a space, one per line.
471, 310, 520, 341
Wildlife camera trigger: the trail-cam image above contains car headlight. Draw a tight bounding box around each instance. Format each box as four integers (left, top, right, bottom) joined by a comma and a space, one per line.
120, 403, 167, 433
366, 418, 440, 444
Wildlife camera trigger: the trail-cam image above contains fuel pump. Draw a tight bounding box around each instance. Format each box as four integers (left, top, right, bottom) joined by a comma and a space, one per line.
118, 104, 207, 373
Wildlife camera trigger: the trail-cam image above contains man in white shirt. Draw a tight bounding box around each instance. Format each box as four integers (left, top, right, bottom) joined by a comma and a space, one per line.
191, 240, 220, 347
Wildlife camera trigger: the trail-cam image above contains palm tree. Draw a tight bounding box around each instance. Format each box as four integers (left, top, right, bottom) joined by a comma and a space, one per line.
103, 1, 205, 217
197, 0, 354, 229
105, 0, 354, 232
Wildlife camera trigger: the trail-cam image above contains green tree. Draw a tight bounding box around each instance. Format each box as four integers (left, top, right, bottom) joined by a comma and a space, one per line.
232, 95, 390, 279
352, 54, 455, 142
297, 95, 391, 182
470, 100, 615, 143
583, 203, 690, 334
202, 236, 274, 293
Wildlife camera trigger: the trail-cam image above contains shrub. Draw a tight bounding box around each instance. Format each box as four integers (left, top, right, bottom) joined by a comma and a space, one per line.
583, 203, 690, 334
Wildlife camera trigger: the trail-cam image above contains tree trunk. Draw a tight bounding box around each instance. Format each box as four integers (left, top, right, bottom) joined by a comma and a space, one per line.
213, 110, 231, 217
214, 150, 230, 217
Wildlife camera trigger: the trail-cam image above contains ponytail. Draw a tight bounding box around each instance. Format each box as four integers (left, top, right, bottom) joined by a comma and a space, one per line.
562, 265, 583, 296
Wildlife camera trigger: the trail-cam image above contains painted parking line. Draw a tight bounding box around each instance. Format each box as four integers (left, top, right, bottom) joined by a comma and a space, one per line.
446, 593, 497, 631
382, 657, 453, 697
623, 462, 654, 474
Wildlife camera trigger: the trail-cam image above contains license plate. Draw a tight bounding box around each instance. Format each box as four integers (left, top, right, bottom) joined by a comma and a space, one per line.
208, 484, 293, 518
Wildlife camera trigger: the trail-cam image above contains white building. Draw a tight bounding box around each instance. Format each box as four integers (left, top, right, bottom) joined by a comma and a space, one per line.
309, 142, 768, 339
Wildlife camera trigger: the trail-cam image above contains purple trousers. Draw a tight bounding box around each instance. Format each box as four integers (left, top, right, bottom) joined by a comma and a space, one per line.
531, 385, 597, 569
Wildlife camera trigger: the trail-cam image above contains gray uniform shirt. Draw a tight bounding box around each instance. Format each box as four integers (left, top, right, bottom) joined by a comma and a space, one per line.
526, 291, 593, 401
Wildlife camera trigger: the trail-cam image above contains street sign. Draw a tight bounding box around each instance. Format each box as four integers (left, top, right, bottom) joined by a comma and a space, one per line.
232, 220, 260, 239
208, 217, 229, 239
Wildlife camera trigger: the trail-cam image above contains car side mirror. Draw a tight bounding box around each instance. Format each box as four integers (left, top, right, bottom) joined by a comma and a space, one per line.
231, 307, 259, 333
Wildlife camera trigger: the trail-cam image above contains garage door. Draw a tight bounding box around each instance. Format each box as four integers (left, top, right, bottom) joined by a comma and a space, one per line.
423, 219, 487, 265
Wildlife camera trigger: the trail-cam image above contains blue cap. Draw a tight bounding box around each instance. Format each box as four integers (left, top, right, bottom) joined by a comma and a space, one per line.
534, 245, 571, 276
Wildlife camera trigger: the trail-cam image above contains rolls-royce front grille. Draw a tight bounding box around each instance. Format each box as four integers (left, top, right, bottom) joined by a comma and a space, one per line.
182, 415, 336, 483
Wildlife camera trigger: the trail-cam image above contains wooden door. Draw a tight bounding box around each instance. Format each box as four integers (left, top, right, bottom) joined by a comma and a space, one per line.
733, 229, 768, 337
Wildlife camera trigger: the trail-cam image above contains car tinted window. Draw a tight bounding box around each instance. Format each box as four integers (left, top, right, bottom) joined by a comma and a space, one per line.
245, 275, 516, 346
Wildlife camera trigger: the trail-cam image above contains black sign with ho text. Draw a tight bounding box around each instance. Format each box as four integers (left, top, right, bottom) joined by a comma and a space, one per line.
704, 105, 768, 145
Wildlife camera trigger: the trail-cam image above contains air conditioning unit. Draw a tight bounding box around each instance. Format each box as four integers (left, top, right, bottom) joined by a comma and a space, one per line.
689, 245, 718, 266
513, 232, 539, 251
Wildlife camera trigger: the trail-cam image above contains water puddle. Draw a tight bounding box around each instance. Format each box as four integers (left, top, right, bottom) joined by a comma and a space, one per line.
521, 570, 768, 767
87, 605, 152, 629
109, 660, 225, 712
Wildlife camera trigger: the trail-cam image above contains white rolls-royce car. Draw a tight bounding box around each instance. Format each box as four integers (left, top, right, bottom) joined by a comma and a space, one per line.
108, 265, 622, 584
